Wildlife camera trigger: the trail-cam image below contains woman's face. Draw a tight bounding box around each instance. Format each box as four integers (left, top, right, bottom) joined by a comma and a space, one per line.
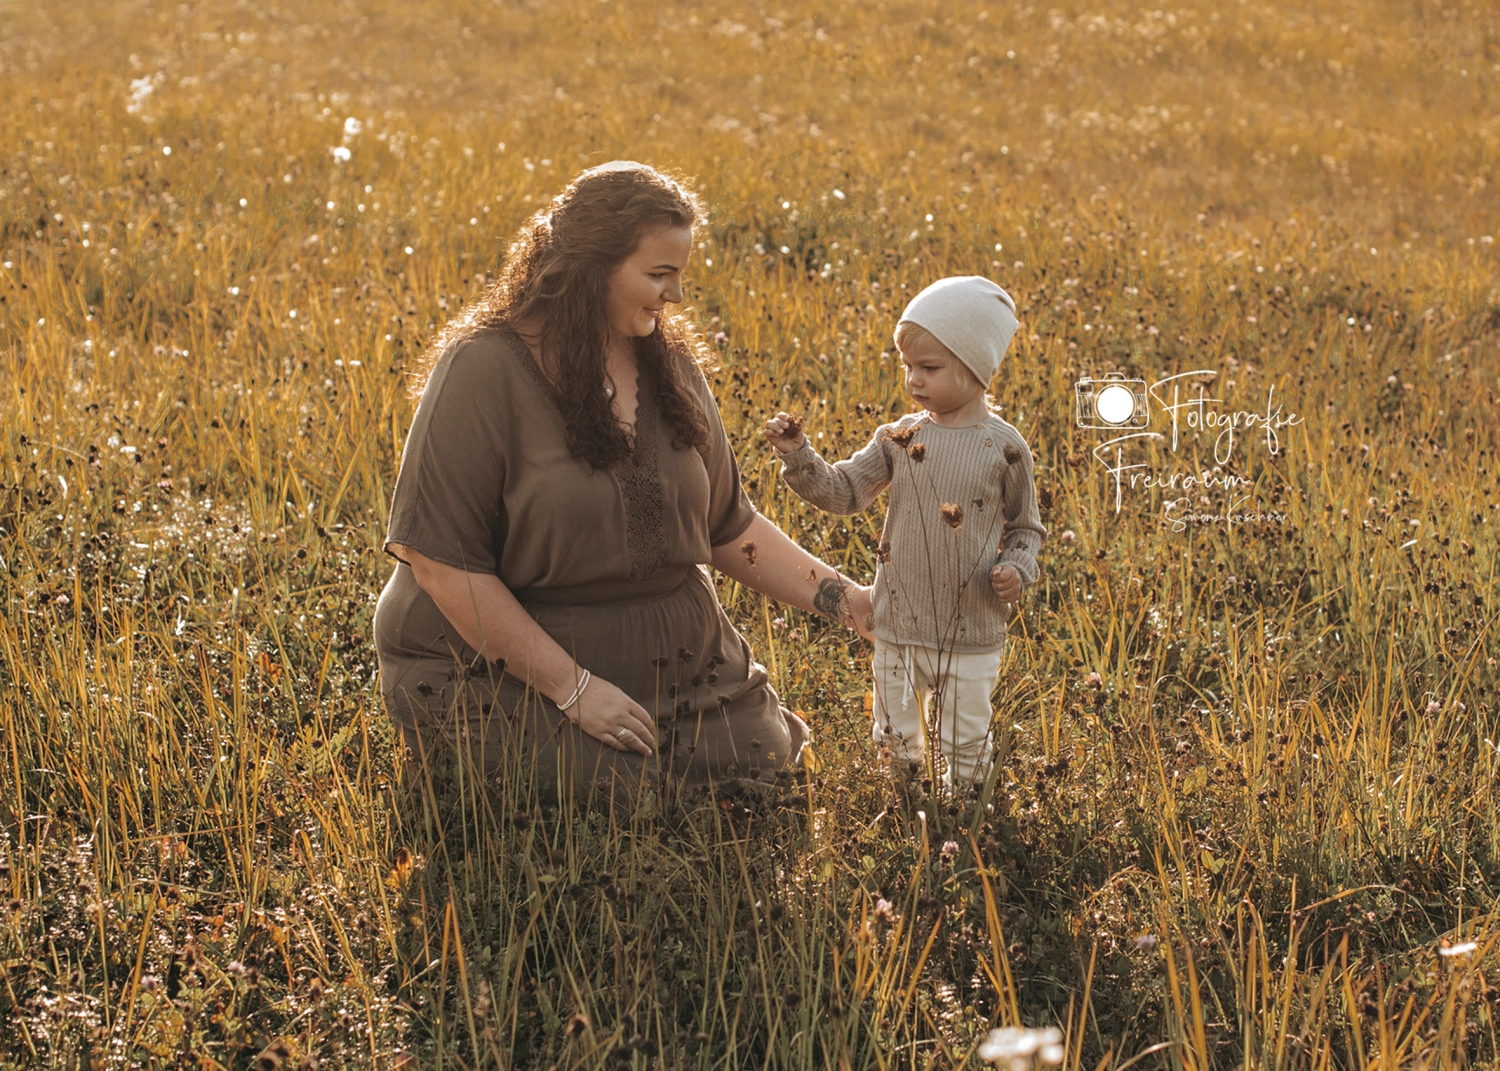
604, 224, 692, 341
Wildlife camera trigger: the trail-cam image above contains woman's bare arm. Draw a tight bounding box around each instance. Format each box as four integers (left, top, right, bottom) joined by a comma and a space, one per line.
390, 544, 655, 754
709, 513, 874, 639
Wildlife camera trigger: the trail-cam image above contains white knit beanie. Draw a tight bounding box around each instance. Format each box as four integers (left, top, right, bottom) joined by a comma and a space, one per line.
896, 276, 1020, 386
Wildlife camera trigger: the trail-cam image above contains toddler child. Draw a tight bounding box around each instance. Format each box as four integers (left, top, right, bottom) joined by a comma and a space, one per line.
763, 276, 1047, 791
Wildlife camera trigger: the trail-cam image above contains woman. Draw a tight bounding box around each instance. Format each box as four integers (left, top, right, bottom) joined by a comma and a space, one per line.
373, 160, 872, 799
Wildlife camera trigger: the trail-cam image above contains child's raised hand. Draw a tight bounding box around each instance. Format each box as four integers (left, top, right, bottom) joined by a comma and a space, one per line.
763, 412, 807, 455
990, 563, 1022, 603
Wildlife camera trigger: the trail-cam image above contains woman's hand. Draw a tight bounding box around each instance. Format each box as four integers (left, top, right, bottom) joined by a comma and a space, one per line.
565, 675, 657, 757
763, 412, 807, 454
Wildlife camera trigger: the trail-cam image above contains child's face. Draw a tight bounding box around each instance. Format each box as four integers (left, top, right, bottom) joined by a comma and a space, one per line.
899, 334, 984, 418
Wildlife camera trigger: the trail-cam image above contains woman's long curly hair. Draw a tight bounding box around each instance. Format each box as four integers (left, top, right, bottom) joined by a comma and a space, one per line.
409, 161, 711, 470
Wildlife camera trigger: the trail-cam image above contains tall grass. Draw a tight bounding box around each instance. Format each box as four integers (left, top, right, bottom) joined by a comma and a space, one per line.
1, 0, 1498, 1066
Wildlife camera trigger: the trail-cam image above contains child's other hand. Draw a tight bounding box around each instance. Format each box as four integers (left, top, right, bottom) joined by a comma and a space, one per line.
763, 412, 807, 455
990, 564, 1022, 603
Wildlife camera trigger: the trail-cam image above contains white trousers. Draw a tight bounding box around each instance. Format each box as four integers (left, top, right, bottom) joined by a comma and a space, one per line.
871, 641, 1003, 788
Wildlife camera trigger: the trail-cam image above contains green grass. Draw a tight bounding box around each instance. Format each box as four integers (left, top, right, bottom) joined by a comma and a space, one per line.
1, 0, 1499, 1066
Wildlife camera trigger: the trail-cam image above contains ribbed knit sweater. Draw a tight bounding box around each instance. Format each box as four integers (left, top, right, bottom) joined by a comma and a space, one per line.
779, 411, 1047, 653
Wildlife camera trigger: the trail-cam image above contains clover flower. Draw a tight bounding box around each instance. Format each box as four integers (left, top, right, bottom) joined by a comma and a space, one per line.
978, 1025, 1064, 1069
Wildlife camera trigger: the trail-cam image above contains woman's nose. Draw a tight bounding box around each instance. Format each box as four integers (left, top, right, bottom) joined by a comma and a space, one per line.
664, 279, 683, 303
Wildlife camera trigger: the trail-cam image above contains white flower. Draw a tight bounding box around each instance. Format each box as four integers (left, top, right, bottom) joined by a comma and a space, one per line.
343, 116, 363, 138
1134, 933, 1158, 951
1059, 530, 1076, 544
126, 76, 155, 115
978, 1026, 1064, 1069
331, 146, 351, 163
1439, 941, 1478, 957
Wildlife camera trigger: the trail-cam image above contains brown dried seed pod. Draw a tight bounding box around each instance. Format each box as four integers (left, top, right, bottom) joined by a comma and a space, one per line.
940, 503, 964, 529
783, 413, 804, 437
884, 425, 919, 448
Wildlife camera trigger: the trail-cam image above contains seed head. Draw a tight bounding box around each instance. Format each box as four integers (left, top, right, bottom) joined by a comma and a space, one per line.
940, 502, 964, 529
885, 425, 920, 449
740, 540, 758, 566
910, 442, 927, 463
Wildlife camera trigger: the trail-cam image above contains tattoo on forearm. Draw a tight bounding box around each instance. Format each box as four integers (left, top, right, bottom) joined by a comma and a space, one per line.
813, 576, 847, 620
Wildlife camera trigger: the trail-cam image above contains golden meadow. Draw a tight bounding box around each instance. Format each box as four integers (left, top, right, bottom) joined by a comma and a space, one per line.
1, 0, 1497, 1066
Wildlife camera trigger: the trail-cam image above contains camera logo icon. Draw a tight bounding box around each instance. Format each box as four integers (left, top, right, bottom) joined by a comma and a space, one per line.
1075, 373, 1149, 430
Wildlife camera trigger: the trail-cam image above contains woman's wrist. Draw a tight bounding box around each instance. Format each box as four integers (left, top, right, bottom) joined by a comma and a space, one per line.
811, 572, 854, 623
546, 663, 591, 718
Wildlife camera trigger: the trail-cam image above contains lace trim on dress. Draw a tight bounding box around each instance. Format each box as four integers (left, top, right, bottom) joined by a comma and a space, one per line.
504, 328, 666, 582
618, 366, 666, 581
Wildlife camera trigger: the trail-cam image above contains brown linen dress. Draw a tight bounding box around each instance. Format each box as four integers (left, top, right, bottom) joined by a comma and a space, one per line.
373, 327, 806, 798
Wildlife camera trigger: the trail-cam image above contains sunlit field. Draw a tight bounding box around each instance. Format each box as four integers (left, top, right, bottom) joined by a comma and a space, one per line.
2, 0, 1499, 1066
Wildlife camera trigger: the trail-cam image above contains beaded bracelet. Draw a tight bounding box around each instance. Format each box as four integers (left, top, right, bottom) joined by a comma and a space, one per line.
557, 669, 592, 713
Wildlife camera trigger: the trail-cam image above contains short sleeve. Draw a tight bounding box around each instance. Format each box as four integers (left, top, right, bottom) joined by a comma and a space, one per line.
691, 367, 758, 547
384, 339, 510, 575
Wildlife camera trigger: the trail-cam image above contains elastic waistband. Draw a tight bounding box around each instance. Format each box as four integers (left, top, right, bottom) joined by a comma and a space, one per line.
516, 567, 696, 607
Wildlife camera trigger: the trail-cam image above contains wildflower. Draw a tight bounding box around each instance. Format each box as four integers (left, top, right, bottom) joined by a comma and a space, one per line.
1426, 700, 1441, 715
254, 1040, 293, 1070
1134, 934, 1158, 951
1439, 941, 1478, 957
910, 442, 928, 462
1085, 672, 1103, 688
343, 116, 363, 138
940, 502, 964, 529
331, 146, 351, 163
873, 897, 895, 921
940, 840, 960, 858
978, 1025, 1064, 1069
126, 76, 155, 115
885, 424, 920, 449
740, 540, 757, 566
1060, 530, 1076, 544
564, 1012, 590, 1038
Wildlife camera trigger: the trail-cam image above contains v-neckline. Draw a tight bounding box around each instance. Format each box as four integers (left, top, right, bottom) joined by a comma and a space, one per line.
504, 327, 654, 460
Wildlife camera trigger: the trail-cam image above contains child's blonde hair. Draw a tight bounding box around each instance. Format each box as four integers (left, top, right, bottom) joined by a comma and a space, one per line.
893, 320, 998, 409
893, 321, 980, 389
